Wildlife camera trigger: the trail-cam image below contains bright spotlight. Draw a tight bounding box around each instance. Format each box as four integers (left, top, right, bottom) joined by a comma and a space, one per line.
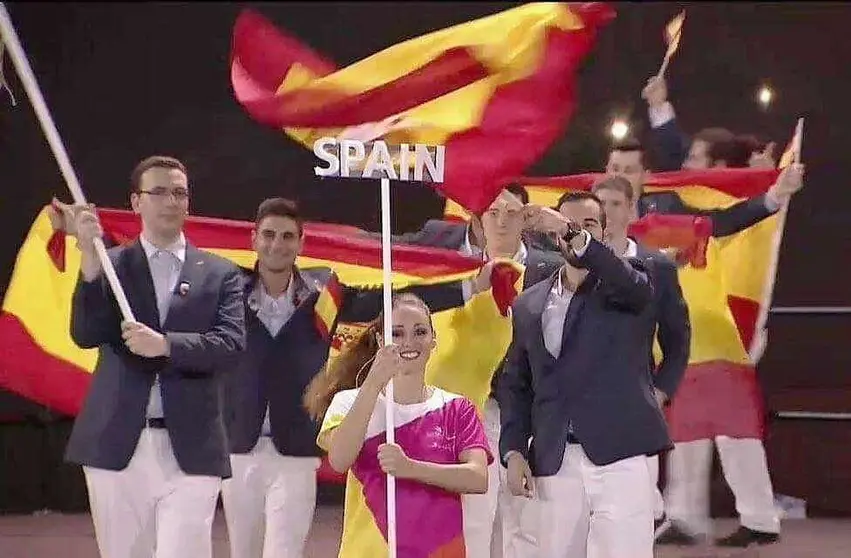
610, 119, 630, 140
758, 85, 773, 108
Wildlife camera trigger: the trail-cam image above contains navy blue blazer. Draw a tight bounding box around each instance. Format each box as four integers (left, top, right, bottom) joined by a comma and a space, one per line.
509, 237, 691, 398
225, 267, 333, 457
65, 240, 246, 478
498, 238, 672, 475
634, 242, 690, 397
224, 265, 470, 457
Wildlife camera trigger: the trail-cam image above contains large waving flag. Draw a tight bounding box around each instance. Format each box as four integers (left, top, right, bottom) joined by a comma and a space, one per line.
445, 168, 785, 367
230, 3, 615, 213
0, 207, 520, 420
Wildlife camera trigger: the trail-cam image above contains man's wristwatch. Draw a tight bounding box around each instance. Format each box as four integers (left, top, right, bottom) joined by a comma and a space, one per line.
561, 220, 583, 242
503, 450, 523, 464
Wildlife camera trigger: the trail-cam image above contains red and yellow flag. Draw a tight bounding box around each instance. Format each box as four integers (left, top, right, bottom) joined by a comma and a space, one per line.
230, 3, 615, 214
445, 168, 786, 367
664, 11, 685, 61
0, 207, 522, 420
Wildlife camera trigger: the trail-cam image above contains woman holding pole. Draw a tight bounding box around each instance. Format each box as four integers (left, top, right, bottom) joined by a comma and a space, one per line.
305, 292, 492, 557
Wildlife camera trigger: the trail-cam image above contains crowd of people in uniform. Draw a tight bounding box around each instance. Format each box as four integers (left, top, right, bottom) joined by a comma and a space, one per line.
49, 73, 804, 558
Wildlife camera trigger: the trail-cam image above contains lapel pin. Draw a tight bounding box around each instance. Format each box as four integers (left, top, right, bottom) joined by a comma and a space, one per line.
178, 281, 191, 296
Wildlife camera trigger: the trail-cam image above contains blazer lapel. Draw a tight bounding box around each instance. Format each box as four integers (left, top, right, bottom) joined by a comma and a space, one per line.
125, 240, 161, 328
271, 268, 318, 340
163, 244, 206, 330
633, 240, 651, 260
556, 276, 598, 363
558, 293, 586, 357
529, 273, 559, 363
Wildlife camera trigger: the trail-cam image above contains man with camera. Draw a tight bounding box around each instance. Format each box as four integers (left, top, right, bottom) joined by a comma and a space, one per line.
499, 192, 671, 558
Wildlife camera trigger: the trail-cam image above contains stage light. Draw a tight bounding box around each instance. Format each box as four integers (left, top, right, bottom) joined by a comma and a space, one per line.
610, 119, 629, 140
758, 85, 773, 108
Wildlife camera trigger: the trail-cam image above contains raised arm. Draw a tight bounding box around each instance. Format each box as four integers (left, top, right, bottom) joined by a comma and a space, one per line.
358, 219, 452, 246
643, 76, 689, 171
574, 234, 653, 312
337, 278, 466, 324
165, 265, 246, 374
68, 209, 122, 349
650, 115, 689, 172
681, 195, 777, 238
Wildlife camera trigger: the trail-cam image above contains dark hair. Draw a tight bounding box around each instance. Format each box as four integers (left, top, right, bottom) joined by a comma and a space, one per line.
591, 175, 634, 203
504, 183, 530, 205
555, 190, 607, 231
303, 292, 433, 421
255, 197, 304, 235
610, 137, 645, 167
130, 156, 187, 192
708, 136, 754, 168
693, 127, 734, 146
737, 133, 768, 154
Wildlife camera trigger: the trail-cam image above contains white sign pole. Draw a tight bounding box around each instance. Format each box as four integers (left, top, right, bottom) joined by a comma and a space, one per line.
379, 175, 397, 558
0, 3, 135, 322
314, 135, 445, 557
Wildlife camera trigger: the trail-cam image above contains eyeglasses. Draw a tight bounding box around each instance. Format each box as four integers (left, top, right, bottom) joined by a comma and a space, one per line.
138, 187, 189, 201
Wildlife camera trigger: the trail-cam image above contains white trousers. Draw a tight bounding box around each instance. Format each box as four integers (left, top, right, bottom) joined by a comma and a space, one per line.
83, 428, 222, 558
645, 455, 665, 521
462, 398, 506, 558
664, 437, 780, 535
533, 444, 654, 558
221, 437, 321, 558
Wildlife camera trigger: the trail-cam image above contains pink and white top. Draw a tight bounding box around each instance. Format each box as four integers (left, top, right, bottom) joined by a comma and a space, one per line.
318, 386, 492, 558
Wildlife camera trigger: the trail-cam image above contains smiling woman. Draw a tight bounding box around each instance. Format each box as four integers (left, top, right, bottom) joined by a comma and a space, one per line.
304, 293, 493, 558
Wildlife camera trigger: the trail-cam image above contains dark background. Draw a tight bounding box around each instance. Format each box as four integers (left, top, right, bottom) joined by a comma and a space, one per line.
1, 2, 849, 514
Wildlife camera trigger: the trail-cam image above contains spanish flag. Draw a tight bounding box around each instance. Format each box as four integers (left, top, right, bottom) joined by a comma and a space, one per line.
0, 207, 519, 422
663, 11, 685, 63
230, 3, 615, 213
444, 168, 785, 367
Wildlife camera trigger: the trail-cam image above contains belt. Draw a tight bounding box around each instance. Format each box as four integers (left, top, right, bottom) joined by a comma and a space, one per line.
147, 417, 166, 429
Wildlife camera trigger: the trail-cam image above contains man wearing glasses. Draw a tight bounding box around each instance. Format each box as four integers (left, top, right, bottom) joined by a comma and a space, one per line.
62, 155, 246, 558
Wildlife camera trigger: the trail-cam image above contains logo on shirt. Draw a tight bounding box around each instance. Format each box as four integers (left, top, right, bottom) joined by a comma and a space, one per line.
425, 424, 455, 453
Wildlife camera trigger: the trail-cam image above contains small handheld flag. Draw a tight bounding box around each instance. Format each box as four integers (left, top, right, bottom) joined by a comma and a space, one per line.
658, 10, 685, 78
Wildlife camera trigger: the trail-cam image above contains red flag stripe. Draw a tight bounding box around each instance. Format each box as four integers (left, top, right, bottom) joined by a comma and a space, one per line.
86, 209, 484, 278
230, 9, 337, 92
434, 17, 612, 214
519, 168, 780, 199
0, 312, 90, 416
233, 14, 492, 128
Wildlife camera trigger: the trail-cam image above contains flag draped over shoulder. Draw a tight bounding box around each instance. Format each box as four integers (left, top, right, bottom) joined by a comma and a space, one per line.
0, 207, 520, 419
445, 168, 785, 367
230, 3, 615, 213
